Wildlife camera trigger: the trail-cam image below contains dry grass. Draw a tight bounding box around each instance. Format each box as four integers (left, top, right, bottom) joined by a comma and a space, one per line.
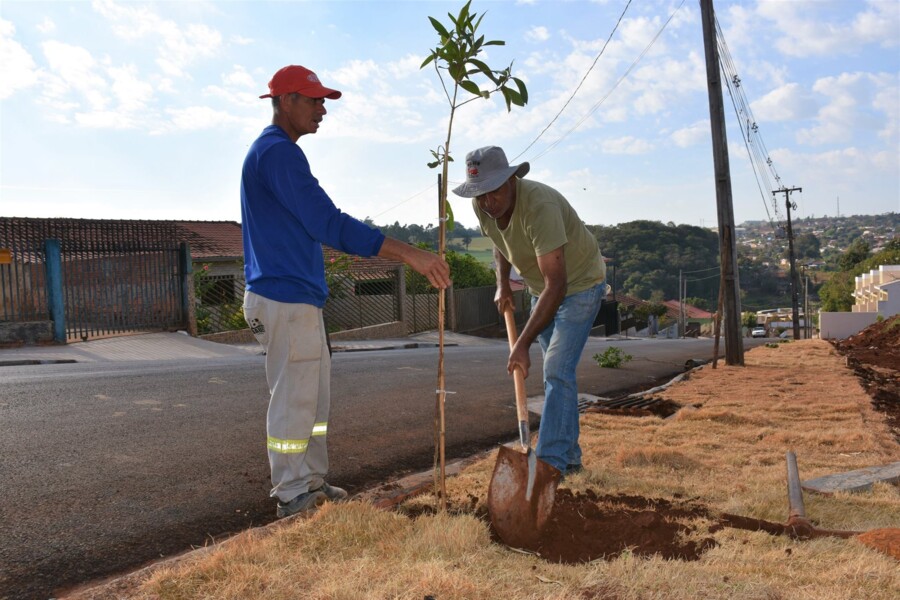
82, 340, 899, 599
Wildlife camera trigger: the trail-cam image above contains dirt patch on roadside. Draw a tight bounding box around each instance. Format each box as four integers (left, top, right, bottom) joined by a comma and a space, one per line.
831, 316, 900, 442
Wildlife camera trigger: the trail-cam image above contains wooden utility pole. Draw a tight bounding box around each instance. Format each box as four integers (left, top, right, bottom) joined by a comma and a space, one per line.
774, 186, 803, 340
700, 0, 744, 365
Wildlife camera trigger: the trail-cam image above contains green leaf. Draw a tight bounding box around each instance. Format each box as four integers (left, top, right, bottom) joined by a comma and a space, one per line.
513, 77, 528, 104
473, 13, 485, 32
467, 58, 494, 81
504, 86, 524, 108
427, 161, 440, 169
457, 1, 471, 33
420, 53, 436, 69
484, 40, 505, 46
449, 62, 465, 82
428, 16, 450, 39
445, 199, 455, 231
459, 80, 482, 96
501, 87, 513, 112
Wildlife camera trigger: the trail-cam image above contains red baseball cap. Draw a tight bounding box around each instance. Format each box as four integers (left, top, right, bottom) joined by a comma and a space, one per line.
259, 65, 342, 100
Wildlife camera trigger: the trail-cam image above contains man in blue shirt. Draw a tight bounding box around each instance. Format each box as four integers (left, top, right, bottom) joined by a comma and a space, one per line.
242, 65, 451, 518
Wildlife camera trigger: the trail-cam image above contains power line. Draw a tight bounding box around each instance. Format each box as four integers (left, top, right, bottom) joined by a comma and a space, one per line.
519, 0, 687, 164
375, 0, 685, 221
682, 265, 720, 275
510, 0, 633, 162
715, 16, 785, 231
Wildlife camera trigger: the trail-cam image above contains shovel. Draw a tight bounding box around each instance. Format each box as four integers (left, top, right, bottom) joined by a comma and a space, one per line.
487, 307, 562, 549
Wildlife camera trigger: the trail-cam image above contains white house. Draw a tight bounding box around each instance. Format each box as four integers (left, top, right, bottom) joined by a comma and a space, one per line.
820, 265, 900, 339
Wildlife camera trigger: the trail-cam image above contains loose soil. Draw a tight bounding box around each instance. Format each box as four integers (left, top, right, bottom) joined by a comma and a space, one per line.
830, 315, 900, 442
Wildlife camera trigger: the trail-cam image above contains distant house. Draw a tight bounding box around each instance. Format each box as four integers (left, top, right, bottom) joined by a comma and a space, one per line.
660, 300, 714, 320
820, 264, 900, 339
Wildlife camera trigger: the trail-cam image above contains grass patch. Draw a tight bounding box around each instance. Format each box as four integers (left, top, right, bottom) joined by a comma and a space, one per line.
115, 340, 899, 600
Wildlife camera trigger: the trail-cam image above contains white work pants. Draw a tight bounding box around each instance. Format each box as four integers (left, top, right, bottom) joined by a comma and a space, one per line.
243, 291, 330, 503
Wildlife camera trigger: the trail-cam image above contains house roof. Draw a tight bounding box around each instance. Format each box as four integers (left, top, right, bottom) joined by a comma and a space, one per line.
174, 221, 243, 260
0, 218, 401, 271
609, 293, 714, 320
322, 246, 403, 274
661, 299, 714, 320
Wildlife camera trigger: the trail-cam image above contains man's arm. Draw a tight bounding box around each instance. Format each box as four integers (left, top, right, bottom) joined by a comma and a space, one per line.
378, 237, 451, 289
507, 245, 567, 378
493, 247, 514, 314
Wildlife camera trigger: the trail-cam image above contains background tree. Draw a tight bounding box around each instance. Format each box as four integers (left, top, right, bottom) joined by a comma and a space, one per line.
589, 220, 720, 303
838, 238, 870, 271
684, 296, 710, 310
793, 232, 821, 260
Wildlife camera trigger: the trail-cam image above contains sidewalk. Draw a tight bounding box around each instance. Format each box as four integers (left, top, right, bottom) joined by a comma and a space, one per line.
0, 329, 505, 366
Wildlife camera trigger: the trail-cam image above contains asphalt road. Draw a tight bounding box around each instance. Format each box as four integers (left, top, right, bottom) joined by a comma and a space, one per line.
0, 336, 754, 599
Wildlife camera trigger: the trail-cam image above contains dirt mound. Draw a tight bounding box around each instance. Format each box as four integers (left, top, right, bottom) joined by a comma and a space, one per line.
832, 315, 900, 371
490, 489, 717, 563
831, 315, 900, 441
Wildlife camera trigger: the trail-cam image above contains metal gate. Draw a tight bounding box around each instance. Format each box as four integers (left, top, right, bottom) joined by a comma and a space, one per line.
0, 218, 189, 342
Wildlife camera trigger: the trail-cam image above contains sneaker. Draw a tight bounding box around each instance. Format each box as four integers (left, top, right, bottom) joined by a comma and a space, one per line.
313, 482, 348, 502
276, 489, 327, 518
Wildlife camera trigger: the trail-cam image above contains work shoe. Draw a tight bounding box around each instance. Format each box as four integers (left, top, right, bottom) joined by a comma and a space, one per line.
313, 482, 348, 502
276, 489, 327, 518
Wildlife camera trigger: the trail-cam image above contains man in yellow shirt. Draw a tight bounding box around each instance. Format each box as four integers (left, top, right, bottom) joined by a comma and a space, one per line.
454, 146, 606, 476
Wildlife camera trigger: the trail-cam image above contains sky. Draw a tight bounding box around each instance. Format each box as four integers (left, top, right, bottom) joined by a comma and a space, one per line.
1, 0, 898, 232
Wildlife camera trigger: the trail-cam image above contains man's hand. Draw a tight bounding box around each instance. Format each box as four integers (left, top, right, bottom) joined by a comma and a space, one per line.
378, 238, 451, 289
508, 339, 531, 379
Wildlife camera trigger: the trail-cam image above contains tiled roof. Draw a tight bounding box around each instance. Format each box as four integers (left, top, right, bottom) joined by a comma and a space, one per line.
0, 218, 400, 270
322, 246, 403, 274
174, 221, 243, 259
661, 299, 714, 320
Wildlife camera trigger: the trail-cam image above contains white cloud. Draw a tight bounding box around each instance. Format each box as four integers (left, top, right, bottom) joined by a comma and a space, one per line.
797, 71, 894, 145
74, 110, 136, 129
526, 26, 550, 43
41, 40, 109, 110
751, 83, 819, 122
162, 105, 241, 131
671, 120, 709, 148
36, 17, 56, 34
756, 0, 900, 57
601, 136, 653, 155
853, 0, 900, 48
107, 64, 154, 112
230, 34, 252, 46
0, 19, 40, 99
92, 0, 223, 78
222, 65, 254, 88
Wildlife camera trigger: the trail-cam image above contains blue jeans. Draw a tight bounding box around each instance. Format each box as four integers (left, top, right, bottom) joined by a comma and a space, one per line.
531, 283, 604, 473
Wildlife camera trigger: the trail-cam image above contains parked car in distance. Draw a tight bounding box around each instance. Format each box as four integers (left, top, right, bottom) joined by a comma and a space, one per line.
751, 327, 767, 338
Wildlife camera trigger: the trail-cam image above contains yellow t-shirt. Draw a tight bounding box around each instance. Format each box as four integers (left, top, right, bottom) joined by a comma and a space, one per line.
473, 178, 605, 296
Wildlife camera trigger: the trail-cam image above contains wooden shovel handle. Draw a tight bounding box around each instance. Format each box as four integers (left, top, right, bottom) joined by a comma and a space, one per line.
503, 308, 529, 425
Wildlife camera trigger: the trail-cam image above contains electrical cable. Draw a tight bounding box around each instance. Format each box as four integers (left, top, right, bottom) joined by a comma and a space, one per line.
715, 16, 786, 231
519, 0, 687, 164
510, 0, 633, 162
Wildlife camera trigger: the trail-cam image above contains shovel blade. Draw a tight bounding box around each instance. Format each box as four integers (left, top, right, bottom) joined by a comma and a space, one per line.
487, 445, 562, 549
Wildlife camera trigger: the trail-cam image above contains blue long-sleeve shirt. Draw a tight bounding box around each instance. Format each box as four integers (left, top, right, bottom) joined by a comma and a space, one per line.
240, 125, 385, 306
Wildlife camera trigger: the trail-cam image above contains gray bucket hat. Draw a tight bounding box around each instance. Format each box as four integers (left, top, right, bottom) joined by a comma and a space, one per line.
452, 146, 530, 198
